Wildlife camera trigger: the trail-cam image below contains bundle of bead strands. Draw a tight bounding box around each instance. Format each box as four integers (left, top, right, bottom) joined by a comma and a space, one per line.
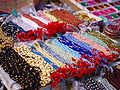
0, 27, 13, 51
33, 41, 65, 67
0, 47, 41, 89
88, 31, 120, 49
14, 44, 54, 86
50, 9, 84, 26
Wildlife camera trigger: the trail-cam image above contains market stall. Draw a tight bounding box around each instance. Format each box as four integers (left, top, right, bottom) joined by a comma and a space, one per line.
0, 0, 120, 90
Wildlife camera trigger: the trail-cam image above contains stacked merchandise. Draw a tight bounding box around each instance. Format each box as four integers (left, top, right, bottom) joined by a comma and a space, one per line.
64, 0, 120, 22
0, 1, 120, 90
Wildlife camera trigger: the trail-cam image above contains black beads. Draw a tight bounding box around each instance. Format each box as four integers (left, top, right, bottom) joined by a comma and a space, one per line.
84, 78, 106, 90
0, 47, 41, 90
1, 23, 19, 38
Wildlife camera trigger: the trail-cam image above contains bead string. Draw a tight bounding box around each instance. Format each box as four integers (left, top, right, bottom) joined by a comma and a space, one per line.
43, 12, 58, 22
88, 31, 120, 49
33, 41, 65, 67
22, 14, 46, 27
37, 10, 52, 22
50, 9, 83, 26
0, 47, 41, 89
14, 45, 54, 86
20, 15, 40, 29
30, 14, 49, 25
0, 28, 13, 51
31, 50, 59, 69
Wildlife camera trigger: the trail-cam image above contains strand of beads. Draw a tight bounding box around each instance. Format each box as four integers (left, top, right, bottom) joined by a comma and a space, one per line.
12, 18, 35, 31
22, 14, 46, 27
50, 9, 83, 26
14, 44, 54, 86
88, 31, 120, 49
37, 10, 52, 23
1, 23, 20, 38
0, 28, 13, 51
31, 50, 59, 69
52, 39, 90, 63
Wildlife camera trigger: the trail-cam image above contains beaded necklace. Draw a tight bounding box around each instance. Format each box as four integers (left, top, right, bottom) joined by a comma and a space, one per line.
44, 41, 74, 64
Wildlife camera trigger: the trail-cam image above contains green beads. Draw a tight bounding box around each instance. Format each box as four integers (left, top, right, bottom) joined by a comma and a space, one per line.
115, 6, 120, 10
109, 14, 119, 19
80, 2, 89, 6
